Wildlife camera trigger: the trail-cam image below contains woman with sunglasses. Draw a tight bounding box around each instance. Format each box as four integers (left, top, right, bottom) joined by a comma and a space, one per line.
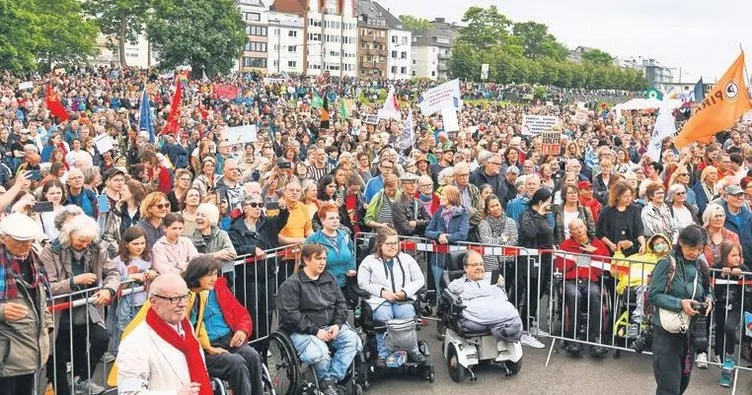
136, 191, 170, 247
666, 184, 700, 233
228, 193, 289, 340
667, 165, 697, 209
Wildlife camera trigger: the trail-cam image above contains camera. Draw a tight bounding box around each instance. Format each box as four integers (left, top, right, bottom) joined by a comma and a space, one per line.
631, 325, 652, 354
691, 302, 708, 316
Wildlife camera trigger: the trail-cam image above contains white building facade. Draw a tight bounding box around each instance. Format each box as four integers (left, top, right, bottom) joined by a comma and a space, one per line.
387, 29, 411, 80
237, 0, 270, 72
304, 0, 357, 77
267, 11, 305, 74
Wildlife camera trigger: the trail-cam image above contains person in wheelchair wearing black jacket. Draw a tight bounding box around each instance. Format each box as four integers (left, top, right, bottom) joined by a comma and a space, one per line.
277, 243, 361, 395
357, 227, 427, 366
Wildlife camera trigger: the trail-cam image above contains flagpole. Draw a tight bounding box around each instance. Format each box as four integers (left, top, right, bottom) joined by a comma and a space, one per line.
740, 44, 751, 98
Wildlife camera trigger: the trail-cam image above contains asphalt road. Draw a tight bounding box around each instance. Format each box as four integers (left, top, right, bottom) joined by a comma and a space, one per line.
363, 326, 751, 395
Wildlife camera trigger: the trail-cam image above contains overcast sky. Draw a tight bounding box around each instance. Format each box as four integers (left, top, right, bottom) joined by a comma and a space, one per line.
377, 0, 752, 83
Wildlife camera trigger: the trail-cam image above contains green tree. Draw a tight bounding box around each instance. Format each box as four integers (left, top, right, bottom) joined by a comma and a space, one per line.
35, 0, 99, 70
512, 21, 567, 61
582, 48, 614, 67
447, 41, 480, 80
84, 0, 152, 66
398, 15, 432, 32
458, 6, 513, 49
147, 0, 246, 76
0, 1, 43, 72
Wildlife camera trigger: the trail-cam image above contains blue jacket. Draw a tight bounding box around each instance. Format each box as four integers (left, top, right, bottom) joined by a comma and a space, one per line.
720, 200, 752, 265
364, 175, 384, 203
306, 229, 355, 287
425, 206, 470, 243
692, 182, 711, 215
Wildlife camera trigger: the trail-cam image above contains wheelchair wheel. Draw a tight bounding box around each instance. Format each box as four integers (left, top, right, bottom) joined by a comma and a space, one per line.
446, 343, 467, 383
504, 359, 522, 376
266, 331, 300, 395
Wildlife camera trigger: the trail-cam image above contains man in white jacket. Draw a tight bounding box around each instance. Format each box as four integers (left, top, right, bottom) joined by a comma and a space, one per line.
116, 273, 207, 395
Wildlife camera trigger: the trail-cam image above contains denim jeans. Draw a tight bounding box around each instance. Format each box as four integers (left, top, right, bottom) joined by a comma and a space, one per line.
290, 324, 361, 381
372, 302, 418, 358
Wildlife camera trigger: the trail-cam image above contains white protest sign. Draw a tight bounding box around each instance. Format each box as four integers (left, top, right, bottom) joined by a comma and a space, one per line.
225, 125, 258, 145
363, 114, 379, 125
521, 115, 559, 136
442, 107, 460, 132
743, 110, 752, 125
480, 64, 489, 80
93, 134, 114, 154
18, 81, 33, 90
417, 79, 461, 115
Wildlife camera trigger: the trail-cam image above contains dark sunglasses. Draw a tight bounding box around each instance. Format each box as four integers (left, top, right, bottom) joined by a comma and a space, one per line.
245, 202, 263, 208
155, 202, 171, 210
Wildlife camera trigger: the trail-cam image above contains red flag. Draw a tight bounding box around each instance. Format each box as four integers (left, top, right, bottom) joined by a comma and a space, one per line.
163, 79, 183, 137
213, 84, 239, 100
45, 86, 68, 121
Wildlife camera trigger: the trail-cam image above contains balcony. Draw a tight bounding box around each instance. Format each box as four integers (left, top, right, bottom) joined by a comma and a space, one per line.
437, 53, 451, 60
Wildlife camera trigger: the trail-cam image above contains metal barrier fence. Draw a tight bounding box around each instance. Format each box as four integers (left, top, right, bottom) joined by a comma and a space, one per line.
42, 236, 752, 394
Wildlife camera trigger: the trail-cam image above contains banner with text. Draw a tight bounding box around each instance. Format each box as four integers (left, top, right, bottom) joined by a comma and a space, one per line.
521, 115, 559, 136
417, 79, 461, 115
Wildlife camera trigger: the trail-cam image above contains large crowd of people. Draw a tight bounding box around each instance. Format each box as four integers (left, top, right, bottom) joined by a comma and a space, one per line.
0, 65, 750, 395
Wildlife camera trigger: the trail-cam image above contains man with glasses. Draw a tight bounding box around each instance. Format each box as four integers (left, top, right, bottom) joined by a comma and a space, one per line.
216, 158, 245, 219
364, 159, 393, 203
718, 185, 752, 265
116, 273, 210, 395
471, 152, 505, 198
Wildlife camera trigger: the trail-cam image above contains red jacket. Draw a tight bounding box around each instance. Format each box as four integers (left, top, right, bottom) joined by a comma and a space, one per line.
579, 197, 602, 223
212, 277, 254, 338
555, 237, 610, 282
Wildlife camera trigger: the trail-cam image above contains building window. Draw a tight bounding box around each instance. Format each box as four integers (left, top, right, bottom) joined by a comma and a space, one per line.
412, 59, 416, 65
288, 46, 297, 52
391, 36, 398, 44
245, 41, 267, 52
288, 61, 297, 68
431, 71, 436, 77
402, 37, 408, 45
391, 51, 397, 58
248, 26, 267, 37
401, 52, 407, 59
401, 67, 407, 74
391, 66, 397, 74
273, 60, 279, 67
288, 30, 297, 37
245, 12, 260, 22
243, 57, 267, 68
412, 71, 416, 76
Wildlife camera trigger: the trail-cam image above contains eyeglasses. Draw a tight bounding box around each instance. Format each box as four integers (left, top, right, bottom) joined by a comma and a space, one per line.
152, 293, 190, 304
674, 192, 686, 196
154, 202, 171, 210
245, 202, 262, 208
384, 241, 399, 246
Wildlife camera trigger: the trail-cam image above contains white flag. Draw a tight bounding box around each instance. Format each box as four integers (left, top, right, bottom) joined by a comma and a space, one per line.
646, 97, 676, 162
377, 87, 402, 121
201, 70, 209, 83
396, 110, 414, 151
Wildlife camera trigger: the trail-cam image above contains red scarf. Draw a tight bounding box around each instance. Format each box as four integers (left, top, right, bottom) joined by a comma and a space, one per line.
145, 308, 212, 395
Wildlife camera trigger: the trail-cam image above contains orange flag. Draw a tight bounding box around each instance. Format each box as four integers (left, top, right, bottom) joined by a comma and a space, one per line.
675, 51, 752, 148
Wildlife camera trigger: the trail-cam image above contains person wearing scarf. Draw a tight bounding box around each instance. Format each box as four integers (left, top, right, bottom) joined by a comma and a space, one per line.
115, 273, 211, 395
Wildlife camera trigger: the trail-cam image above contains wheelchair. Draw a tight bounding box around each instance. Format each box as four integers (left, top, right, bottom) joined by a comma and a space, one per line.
210, 362, 277, 395
349, 282, 436, 384
264, 330, 367, 395
549, 269, 613, 356
437, 250, 523, 383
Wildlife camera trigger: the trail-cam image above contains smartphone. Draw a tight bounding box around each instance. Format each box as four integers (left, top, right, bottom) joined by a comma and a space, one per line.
32, 201, 54, 213
266, 201, 280, 211
97, 194, 110, 214
27, 170, 41, 182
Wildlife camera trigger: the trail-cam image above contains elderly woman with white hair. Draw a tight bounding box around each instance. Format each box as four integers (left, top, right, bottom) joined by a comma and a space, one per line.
666, 183, 700, 233
40, 214, 120, 395
190, 203, 237, 262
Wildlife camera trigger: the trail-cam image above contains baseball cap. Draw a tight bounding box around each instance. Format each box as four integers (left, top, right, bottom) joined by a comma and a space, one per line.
725, 184, 744, 196
577, 181, 593, 189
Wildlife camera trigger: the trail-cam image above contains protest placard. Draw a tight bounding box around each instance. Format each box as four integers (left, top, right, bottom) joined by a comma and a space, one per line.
743, 110, 752, 125
363, 114, 379, 125
541, 132, 561, 155
417, 79, 461, 115
442, 107, 460, 132
521, 115, 559, 135
225, 125, 257, 145
18, 81, 33, 90
93, 134, 114, 154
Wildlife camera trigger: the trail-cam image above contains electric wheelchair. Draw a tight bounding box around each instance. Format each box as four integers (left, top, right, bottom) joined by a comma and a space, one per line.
438, 250, 523, 382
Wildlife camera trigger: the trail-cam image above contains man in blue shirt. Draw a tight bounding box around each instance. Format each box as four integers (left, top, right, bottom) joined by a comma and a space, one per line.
719, 185, 752, 265
364, 158, 394, 203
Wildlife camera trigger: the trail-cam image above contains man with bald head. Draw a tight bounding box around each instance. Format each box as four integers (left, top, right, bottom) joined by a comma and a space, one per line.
216, 158, 245, 219
116, 273, 209, 395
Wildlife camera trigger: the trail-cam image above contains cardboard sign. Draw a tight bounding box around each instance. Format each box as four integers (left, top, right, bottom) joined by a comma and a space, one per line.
541, 132, 561, 155
18, 81, 33, 90
93, 134, 114, 154
442, 107, 460, 132
521, 115, 559, 135
225, 125, 257, 145
363, 114, 379, 125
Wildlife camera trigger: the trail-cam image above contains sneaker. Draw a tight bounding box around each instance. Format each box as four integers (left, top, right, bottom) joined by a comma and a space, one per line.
520, 334, 545, 349
720, 359, 734, 388
74, 378, 105, 395
696, 352, 709, 369
722, 356, 735, 371
408, 350, 428, 365
100, 352, 115, 363
626, 323, 640, 339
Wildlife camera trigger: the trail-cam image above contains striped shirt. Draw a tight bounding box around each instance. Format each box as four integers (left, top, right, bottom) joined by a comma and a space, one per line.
307, 163, 333, 182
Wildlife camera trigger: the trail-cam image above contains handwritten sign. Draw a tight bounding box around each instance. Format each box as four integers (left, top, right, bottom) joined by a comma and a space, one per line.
541, 132, 561, 155
18, 81, 33, 90
363, 114, 379, 125
225, 125, 257, 145
93, 134, 114, 154
521, 115, 559, 136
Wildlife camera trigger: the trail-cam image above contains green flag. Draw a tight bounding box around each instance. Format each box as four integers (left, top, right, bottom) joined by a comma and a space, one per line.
312, 93, 324, 109
339, 100, 349, 118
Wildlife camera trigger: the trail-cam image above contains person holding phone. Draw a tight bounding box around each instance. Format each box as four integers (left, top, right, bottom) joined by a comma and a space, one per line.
37, 180, 66, 239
